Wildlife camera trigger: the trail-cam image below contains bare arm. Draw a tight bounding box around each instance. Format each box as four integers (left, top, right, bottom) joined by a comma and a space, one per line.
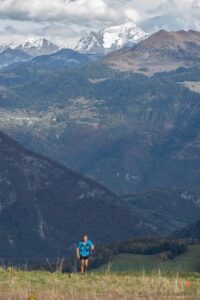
76, 247, 80, 258
90, 242, 94, 254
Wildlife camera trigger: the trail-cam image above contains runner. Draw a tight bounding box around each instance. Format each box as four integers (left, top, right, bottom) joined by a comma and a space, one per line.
76, 234, 94, 275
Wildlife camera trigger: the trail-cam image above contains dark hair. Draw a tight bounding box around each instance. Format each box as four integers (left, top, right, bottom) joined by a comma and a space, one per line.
82, 234, 88, 240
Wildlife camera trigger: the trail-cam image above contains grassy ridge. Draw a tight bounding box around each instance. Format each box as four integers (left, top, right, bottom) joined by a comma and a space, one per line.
97, 245, 200, 273
0, 268, 200, 299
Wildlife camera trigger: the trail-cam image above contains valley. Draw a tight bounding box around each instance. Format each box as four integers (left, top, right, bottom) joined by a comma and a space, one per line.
0, 61, 200, 194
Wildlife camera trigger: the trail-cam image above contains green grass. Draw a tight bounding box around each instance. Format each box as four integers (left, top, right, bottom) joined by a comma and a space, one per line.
0, 268, 200, 299
97, 245, 200, 273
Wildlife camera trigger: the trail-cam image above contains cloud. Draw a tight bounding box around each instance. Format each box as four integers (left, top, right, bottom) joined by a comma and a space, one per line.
0, 0, 138, 46
0, 0, 140, 25
141, 0, 200, 32
0, 1, 200, 46
158, 0, 200, 23
0, 0, 143, 46
4, 25, 16, 33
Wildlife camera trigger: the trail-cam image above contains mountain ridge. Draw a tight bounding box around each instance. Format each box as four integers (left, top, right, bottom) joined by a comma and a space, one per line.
0, 48, 32, 69
30, 48, 91, 67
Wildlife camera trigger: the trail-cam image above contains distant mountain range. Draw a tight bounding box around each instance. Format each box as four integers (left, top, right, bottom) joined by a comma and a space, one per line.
0, 22, 148, 62
75, 22, 148, 54
2, 28, 197, 72
0, 36, 103, 69
0, 22, 148, 69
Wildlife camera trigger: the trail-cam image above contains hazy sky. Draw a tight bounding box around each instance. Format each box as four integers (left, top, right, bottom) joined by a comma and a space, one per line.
0, 0, 199, 46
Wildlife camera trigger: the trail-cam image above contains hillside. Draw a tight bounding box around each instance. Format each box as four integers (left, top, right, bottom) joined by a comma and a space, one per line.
104, 30, 200, 74
0, 131, 141, 264
121, 189, 200, 233
174, 219, 200, 240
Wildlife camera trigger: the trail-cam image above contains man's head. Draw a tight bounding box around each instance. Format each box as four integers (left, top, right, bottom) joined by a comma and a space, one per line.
82, 234, 88, 242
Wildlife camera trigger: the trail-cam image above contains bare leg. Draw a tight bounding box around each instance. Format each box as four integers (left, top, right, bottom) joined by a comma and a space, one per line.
84, 259, 89, 274
80, 259, 85, 275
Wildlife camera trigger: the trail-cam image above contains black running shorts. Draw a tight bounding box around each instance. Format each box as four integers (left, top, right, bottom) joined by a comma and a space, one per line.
80, 255, 88, 260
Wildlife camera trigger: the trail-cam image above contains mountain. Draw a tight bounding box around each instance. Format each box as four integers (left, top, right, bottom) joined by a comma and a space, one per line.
104, 29, 200, 74
0, 130, 143, 263
0, 48, 31, 69
0, 38, 59, 57
75, 22, 148, 54
30, 48, 90, 67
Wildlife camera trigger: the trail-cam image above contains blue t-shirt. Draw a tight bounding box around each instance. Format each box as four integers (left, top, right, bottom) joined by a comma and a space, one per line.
77, 240, 93, 257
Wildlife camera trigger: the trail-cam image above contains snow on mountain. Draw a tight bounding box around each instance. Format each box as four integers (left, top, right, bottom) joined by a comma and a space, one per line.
103, 23, 148, 48
75, 22, 148, 54
0, 38, 59, 57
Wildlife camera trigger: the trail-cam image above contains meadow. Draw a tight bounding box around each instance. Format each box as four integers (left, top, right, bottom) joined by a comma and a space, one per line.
97, 245, 200, 273
0, 268, 200, 300
0, 245, 199, 299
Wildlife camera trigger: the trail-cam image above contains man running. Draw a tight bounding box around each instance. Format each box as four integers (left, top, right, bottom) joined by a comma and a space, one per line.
76, 234, 94, 275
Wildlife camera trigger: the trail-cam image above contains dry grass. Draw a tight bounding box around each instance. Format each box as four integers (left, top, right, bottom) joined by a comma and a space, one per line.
0, 268, 199, 299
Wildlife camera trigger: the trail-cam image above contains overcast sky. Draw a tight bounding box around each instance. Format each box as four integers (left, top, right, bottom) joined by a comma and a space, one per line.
0, 0, 199, 46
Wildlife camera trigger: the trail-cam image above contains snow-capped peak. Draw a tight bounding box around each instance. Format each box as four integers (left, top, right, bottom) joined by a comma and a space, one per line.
75, 22, 148, 54
8, 38, 55, 49
1, 38, 59, 57
103, 22, 147, 48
